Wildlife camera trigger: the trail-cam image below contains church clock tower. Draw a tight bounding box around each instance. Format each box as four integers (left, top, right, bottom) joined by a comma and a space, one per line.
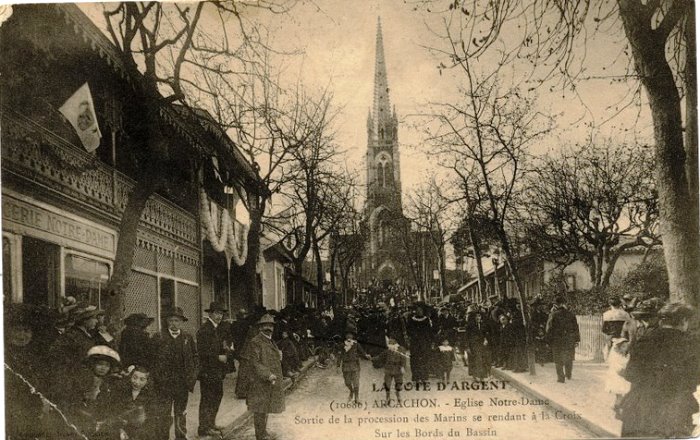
365, 18, 405, 282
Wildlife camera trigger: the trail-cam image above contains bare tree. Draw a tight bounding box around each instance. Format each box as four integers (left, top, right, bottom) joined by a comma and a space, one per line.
329, 199, 367, 304
404, 177, 457, 298
424, 36, 552, 371
417, 0, 699, 307
271, 91, 347, 303
519, 141, 660, 289
99, 1, 296, 319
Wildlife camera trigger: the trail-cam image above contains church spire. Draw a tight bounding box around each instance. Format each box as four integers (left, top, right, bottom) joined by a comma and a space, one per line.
372, 17, 391, 137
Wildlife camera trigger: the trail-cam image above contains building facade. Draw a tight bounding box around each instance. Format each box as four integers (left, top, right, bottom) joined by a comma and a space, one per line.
1, 4, 263, 333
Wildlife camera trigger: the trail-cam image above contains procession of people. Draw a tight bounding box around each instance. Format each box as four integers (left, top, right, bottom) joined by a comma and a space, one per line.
4, 286, 699, 440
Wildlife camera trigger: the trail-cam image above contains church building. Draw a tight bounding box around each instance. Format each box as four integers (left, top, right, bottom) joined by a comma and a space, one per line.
332, 18, 442, 300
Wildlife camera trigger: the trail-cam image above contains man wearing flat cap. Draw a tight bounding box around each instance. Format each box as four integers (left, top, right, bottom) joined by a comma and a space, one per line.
240, 314, 285, 440
197, 302, 229, 436
152, 307, 199, 440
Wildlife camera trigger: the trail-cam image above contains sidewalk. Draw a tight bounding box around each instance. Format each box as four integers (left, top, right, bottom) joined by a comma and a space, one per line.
491, 361, 621, 438
184, 357, 317, 438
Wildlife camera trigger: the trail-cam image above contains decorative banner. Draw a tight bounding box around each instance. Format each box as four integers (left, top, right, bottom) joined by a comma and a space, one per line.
200, 188, 249, 266
59, 83, 102, 152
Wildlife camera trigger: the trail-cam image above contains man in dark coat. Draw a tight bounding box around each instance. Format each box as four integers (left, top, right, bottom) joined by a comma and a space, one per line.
545, 296, 580, 383
435, 307, 457, 345
240, 314, 285, 440
119, 313, 155, 369
196, 302, 230, 436
152, 307, 199, 440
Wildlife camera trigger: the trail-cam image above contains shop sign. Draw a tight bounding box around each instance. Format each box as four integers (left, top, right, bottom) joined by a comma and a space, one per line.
2, 196, 115, 254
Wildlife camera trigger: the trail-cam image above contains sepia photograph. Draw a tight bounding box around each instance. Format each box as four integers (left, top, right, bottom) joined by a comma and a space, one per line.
0, 1, 699, 439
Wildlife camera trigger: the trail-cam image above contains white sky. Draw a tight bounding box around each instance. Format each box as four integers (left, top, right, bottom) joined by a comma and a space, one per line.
256, 0, 654, 196
76, 0, 654, 198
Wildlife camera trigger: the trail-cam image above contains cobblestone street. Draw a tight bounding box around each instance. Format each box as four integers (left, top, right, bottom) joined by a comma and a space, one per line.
228, 359, 593, 440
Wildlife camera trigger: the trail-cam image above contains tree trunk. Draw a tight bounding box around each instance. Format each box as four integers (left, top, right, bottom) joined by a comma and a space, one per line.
467, 220, 488, 302
313, 235, 324, 309
105, 174, 160, 326
243, 197, 263, 308
618, 3, 700, 306
685, 3, 699, 232
329, 248, 338, 293
293, 259, 305, 306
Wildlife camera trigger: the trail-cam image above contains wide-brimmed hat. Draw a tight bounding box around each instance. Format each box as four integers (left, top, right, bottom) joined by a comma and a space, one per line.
205, 301, 228, 313
71, 305, 104, 323
85, 345, 121, 366
256, 314, 275, 325
124, 313, 154, 327
163, 307, 188, 321
344, 325, 358, 336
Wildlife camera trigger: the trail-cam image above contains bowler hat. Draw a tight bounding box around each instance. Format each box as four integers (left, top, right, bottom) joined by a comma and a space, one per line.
163, 307, 188, 321
205, 301, 228, 313
256, 314, 275, 325
124, 313, 154, 327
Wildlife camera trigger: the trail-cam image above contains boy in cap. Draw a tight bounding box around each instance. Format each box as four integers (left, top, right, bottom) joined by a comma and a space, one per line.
152, 307, 199, 440
372, 336, 408, 401
337, 326, 371, 403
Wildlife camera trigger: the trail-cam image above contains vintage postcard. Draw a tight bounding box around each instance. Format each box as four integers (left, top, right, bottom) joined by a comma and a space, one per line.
1, 1, 699, 439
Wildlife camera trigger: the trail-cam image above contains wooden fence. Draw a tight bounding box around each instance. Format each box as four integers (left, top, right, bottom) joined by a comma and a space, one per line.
575, 315, 605, 362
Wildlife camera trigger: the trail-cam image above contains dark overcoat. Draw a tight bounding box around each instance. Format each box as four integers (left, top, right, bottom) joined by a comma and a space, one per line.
119, 326, 155, 369
240, 332, 285, 414
545, 306, 580, 348
196, 320, 228, 381
620, 327, 700, 438
152, 331, 199, 392
48, 326, 96, 373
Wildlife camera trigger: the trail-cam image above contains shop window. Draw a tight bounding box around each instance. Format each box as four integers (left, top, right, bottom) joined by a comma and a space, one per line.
64, 254, 110, 308
160, 278, 176, 325
22, 237, 60, 307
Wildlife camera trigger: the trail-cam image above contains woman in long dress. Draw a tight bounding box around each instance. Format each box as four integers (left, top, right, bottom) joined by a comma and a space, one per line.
465, 310, 491, 380
406, 302, 434, 382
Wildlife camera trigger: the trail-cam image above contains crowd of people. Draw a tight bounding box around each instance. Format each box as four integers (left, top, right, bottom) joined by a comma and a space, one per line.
4, 288, 699, 440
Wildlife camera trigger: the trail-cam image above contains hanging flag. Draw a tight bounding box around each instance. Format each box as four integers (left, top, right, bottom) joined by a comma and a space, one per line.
59, 83, 102, 152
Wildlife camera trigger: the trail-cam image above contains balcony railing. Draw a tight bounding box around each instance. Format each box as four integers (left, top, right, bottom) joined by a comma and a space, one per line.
1, 110, 198, 248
